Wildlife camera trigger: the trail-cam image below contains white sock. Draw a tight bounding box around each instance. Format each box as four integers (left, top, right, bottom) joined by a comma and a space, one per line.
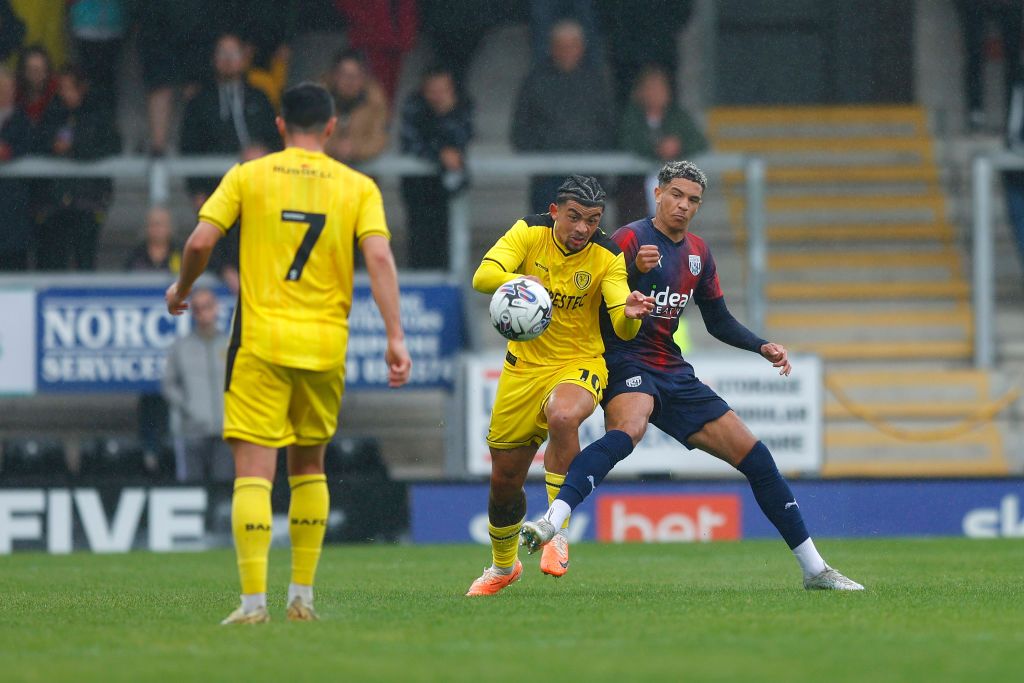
489, 564, 514, 575
792, 538, 827, 578
288, 583, 313, 605
544, 500, 572, 531
241, 593, 266, 612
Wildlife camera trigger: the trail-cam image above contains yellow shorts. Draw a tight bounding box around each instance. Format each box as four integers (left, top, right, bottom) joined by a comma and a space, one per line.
486, 354, 607, 450
224, 346, 345, 448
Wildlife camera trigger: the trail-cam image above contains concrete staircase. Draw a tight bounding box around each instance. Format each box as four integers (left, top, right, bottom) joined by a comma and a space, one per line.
707, 105, 1011, 476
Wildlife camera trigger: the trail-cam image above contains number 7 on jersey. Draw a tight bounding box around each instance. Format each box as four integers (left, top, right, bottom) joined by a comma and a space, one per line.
282, 210, 326, 281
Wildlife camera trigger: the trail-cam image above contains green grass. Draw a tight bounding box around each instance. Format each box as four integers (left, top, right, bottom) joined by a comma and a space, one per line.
1, 538, 1022, 682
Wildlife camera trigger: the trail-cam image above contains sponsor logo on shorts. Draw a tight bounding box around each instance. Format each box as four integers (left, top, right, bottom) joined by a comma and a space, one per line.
626, 375, 642, 388
596, 494, 741, 542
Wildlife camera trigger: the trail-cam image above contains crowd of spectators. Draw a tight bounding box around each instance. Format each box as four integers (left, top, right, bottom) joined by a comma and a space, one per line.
0, 0, 707, 278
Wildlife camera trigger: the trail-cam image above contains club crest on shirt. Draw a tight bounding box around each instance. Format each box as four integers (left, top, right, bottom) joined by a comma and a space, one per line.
574, 271, 592, 290
688, 254, 702, 276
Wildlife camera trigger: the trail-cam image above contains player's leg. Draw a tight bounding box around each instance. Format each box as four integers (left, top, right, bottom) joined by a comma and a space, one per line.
535, 368, 605, 576
283, 364, 345, 619
221, 348, 295, 624
284, 443, 328, 620
223, 438, 277, 624
523, 368, 653, 553
468, 361, 549, 595
466, 445, 535, 596
689, 411, 863, 590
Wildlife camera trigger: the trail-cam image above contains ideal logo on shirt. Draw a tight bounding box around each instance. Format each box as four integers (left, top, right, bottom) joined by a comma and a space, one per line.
648, 285, 694, 319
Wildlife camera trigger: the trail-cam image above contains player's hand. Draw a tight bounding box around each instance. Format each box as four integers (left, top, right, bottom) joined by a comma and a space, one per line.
624, 290, 655, 319
635, 245, 661, 273
165, 282, 190, 316
385, 337, 412, 388
760, 342, 792, 376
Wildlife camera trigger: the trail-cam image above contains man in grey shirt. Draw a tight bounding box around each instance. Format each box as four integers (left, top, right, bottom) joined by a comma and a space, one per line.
162, 287, 234, 482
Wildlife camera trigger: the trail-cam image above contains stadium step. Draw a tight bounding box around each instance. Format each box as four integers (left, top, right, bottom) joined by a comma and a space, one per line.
723, 164, 940, 185
766, 222, 956, 243
788, 340, 973, 361
767, 249, 960, 271
765, 280, 966, 301
707, 104, 999, 472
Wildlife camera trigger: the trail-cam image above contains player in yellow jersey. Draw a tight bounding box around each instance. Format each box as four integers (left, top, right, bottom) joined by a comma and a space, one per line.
165, 83, 412, 623
465, 176, 654, 596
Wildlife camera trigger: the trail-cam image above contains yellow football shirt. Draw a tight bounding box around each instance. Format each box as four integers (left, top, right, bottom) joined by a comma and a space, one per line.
473, 213, 639, 365
199, 147, 390, 371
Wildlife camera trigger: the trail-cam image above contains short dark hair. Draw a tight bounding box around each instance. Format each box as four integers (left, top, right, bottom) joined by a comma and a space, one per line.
556, 174, 606, 208
281, 82, 335, 132
332, 47, 366, 70
657, 160, 708, 191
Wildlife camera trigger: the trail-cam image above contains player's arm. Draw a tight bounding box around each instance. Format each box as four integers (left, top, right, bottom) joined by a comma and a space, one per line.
472, 221, 531, 294
166, 165, 241, 315
695, 296, 790, 375
602, 255, 653, 340
354, 180, 411, 388
166, 222, 223, 315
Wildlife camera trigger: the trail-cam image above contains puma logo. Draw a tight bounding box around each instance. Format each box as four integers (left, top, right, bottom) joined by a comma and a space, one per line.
587, 475, 596, 491
785, 501, 799, 510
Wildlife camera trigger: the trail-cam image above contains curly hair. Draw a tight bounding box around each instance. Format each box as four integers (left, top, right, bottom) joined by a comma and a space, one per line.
657, 160, 707, 191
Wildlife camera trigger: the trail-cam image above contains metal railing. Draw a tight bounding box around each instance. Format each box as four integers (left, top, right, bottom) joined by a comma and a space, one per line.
0, 152, 767, 336
971, 151, 1024, 368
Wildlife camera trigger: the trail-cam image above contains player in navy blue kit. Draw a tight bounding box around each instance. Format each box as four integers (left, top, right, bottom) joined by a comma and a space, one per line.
522, 161, 863, 590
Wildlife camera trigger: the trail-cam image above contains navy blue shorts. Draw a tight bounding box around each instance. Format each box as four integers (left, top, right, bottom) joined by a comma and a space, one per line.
602, 362, 731, 449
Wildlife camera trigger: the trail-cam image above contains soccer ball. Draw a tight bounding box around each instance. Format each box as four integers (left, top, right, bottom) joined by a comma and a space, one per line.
489, 278, 552, 341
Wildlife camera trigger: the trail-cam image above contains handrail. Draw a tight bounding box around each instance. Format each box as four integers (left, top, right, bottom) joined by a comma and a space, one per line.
0, 151, 766, 342
971, 151, 1024, 368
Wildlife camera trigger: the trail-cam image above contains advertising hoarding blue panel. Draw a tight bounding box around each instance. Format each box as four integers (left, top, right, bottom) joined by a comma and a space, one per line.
35, 283, 462, 393
409, 480, 1024, 544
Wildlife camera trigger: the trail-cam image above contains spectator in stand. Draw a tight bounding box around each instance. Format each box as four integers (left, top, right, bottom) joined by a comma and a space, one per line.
616, 65, 708, 220
134, 1, 217, 156
528, 0, 603, 70
324, 49, 388, 164
35, 65, 120, 270
162, 287, 233, 484
180, 33, 279, 210
420, 0, 511, 94
333, 0, 417, 104
6, 1, 66, 68
123, 206, 181, 273
0, 65, 31, 270
0, 0, 26, 62
16, 45, 56, 129
511, 20, 614, 213
1003, 78, 1024, 273
124, 206, 178, 476
955, 0, 1022, 131
400, 67, 473, 270
598, 0, 695, 108
67, 0, 126, 111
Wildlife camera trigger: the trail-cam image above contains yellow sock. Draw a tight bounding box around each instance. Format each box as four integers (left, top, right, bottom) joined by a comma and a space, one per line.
544, 470, 570, 530
489, 519, 523, 569
288, 474, 329, 586
231, 477, 273, 595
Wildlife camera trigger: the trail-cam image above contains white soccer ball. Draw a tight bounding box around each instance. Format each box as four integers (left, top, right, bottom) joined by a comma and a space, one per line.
489, 277, 553, 341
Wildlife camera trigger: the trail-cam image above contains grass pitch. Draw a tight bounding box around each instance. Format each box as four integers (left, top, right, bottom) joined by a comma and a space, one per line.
1, 538, 1021, 682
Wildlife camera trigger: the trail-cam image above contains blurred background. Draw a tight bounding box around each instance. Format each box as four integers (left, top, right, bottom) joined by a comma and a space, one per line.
0, 0, 1022, 551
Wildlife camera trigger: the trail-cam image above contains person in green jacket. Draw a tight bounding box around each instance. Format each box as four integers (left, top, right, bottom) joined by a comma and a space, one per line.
617, 64, 708, 221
